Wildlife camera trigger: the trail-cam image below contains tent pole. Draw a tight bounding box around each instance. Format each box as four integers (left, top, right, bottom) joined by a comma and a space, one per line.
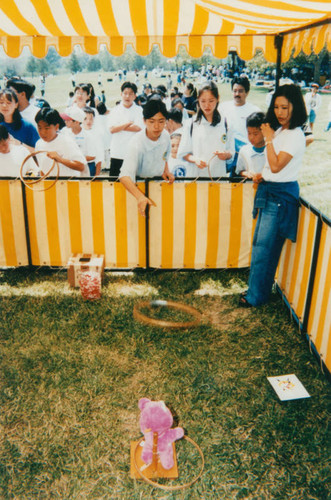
274, 35, 283, 89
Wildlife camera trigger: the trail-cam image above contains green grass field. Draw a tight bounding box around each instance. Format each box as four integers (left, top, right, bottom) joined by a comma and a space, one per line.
1, 71, 331, 498
29, 70, 331, 218
1, 267, 330, 499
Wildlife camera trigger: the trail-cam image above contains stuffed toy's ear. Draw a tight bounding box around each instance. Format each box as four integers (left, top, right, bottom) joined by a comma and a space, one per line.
138, 398, 151, 411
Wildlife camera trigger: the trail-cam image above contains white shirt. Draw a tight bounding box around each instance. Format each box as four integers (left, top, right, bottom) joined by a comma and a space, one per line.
36, 133, 87, 177
236, 144, 266, 175
20, 104, 40, 126
219, 100, 261, 142
304, 92, 321, 113
107, 102, 144, 159
177, 116, 233, 178
0, 144, 35, 177
168, 157, 195, 178
263, 127, 305, 183
119, 129, 171, 182
66, 128, 97, 159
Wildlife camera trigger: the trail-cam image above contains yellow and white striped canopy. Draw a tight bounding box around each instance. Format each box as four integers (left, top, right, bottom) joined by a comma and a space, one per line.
0, 0, 330, 61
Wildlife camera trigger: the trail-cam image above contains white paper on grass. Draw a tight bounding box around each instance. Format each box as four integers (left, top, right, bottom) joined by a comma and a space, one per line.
267, 374, 310, 401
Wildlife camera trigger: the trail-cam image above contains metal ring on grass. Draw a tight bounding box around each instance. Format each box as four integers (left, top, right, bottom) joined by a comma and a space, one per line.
133, 300, 202, 329
133, 435, 204, 491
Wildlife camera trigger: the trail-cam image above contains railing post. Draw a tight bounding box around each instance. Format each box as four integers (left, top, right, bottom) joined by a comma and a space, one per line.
21, 180, 33, 268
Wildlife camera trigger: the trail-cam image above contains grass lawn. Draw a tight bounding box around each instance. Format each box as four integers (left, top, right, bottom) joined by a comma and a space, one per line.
1, 268, 330, 498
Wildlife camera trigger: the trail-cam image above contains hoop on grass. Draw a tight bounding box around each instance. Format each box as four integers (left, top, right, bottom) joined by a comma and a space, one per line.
133, 435, 204, 491
133, 300, 202, 329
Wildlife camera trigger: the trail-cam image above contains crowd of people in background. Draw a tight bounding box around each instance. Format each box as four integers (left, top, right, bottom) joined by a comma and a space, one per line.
0, 69, 326, 306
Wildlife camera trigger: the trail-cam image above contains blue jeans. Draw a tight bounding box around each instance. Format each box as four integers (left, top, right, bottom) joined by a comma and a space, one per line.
246, 199, 286, 306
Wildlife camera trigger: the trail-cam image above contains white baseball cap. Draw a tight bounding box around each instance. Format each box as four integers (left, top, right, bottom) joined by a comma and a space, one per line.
66, 106, 85, 123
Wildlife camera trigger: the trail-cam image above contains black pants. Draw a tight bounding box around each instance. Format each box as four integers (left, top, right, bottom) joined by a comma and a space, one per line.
109, 158, 123, 178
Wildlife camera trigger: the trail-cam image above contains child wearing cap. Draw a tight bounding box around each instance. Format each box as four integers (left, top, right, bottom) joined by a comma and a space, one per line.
64, 106, 96, 176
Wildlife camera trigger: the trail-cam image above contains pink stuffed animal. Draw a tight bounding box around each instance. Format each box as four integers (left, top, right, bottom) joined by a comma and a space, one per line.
138, 398, 184, 470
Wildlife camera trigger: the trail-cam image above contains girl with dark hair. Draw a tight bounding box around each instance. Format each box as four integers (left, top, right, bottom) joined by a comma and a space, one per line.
35, 107, 87, 177
178, 81, 233, 178
73, 84, 91, 109
0, 89, 39, 149
240, 84, 308, 308
119, 99, 174, 215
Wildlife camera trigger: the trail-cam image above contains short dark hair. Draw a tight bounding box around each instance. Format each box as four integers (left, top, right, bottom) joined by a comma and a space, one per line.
83, 106, 95, 116
0, 124, 9, 141
167, 107, 182, 124
246, 112, 266, 128
231, 76, 250, 93
35, 107, 65, 129
7, 78, 35, 100
143, 99, 168, 120
266, 84, 307, 130
121, 81, 137, 94
96, 102, 107, 115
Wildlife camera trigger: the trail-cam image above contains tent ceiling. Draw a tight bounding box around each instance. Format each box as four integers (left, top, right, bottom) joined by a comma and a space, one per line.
0, 0, 330, 61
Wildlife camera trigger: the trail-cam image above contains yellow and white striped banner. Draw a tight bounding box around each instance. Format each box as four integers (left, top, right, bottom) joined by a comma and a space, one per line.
149, 181, 256, 269
276, 205, 318, 324
307, 221, 331, 372
0, 0, 329, 62
0, 179, 28, 267
24, 180, 146, 268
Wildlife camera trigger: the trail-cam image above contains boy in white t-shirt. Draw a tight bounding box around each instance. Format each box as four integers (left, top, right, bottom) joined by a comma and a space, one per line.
108, 81, 144, 177
119, 99, 174, 216
235, 112, 266, 183
0, 124, 36, 177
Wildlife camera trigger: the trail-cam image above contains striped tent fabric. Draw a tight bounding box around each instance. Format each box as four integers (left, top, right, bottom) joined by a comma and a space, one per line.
148, 181, 256, 269
0, 180, 29, 267
0, 0, 330, 61
23, 180, 146, 268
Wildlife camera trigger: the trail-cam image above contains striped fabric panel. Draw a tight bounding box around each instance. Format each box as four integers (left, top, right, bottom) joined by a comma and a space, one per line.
24, 180, 145, 268
0, 0, 329, 60
0, 180, 28, 267
307, 222, 331, 372
276, 206, 318, 323
148, 181, 255, 269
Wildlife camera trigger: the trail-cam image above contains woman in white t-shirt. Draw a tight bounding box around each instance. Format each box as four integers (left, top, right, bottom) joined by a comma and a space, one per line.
0, 124, 36, 177
240, 84, 307, 308
177, 81, 233, 179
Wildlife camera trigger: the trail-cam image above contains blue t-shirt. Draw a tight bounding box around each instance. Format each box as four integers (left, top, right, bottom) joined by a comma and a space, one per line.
1, 118, 39, 147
